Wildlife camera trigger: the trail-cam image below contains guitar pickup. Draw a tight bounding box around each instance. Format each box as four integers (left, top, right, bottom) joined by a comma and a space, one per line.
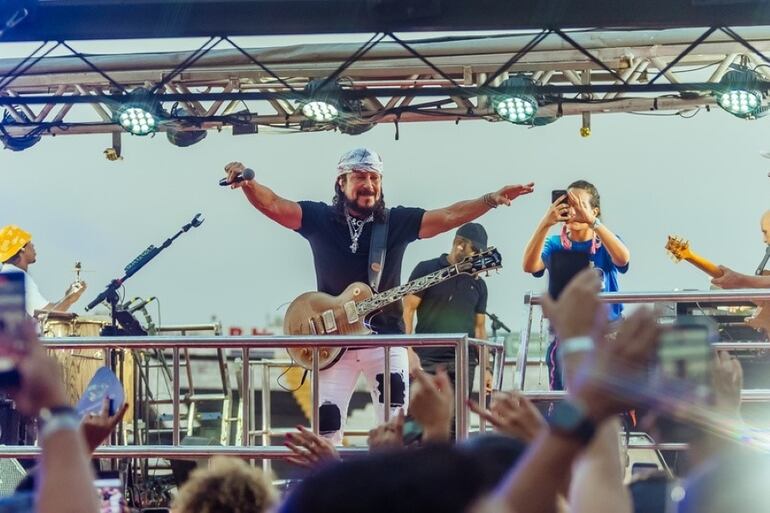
307, 318, 319, 335
321, 310, 338, 333
343, 301, 359, 324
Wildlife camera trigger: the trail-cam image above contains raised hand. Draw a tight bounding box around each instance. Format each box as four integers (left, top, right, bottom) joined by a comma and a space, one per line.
468, 390, 546, 442
367, 408, 405, 452
541, 194, 570, 227
284, 425, 340, 468
223, 161, 254, 190
81, 396, 130, 452
409, 368, 454, 442
541, 268, 606, 341
567, 190, 597, 225
712, 350, 743, 418
490, 182, 535, 206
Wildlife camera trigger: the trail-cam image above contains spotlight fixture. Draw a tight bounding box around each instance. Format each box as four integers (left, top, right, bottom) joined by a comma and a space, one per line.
714, 66, 764, 119
299, 79, 342, 122
298, 79, 374, 135
113, 87, 162, 136
0, 112, 41, 151
493, 76, 539, 125
166, 105, 207, 147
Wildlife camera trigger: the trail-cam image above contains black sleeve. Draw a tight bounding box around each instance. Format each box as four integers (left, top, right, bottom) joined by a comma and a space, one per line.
388, 206, 426, 246
295, 201, 327, 238
476, 278, 488, 314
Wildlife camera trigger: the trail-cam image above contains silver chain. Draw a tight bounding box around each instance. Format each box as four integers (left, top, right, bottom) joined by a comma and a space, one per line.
345, 211, 373, 253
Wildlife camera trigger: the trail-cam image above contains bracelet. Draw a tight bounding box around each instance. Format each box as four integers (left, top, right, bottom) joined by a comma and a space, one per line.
591, 217, 602, 229
557, 336, 595, 360
482, 193, 498, 209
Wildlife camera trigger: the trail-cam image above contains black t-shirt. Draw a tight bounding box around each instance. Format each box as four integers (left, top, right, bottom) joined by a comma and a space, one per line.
409, 254, 488, 366
296, 201, 425, 334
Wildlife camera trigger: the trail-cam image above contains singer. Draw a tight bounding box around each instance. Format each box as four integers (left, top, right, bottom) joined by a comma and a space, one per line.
221, 147, 534, 444
712, 210, 770, 289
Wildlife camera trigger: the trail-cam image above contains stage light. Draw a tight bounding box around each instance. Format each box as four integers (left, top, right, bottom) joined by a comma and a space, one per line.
299, 79, 342, 122
493, 76, 539, 125
166, 105, 207, 147
715, 66, 764, 120
0, 112, 41, 151
113, 87, 162, 136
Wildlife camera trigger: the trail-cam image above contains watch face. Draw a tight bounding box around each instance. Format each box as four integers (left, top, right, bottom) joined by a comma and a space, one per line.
551, 401, 586, 431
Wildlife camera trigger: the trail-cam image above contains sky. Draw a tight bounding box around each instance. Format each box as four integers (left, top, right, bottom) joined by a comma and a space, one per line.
1, 34, 769, 335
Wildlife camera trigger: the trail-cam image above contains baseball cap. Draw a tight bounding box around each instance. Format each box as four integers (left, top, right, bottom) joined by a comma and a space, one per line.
336, 147, 384, 176
456, 223, 488, 250
0, 225, 31, 263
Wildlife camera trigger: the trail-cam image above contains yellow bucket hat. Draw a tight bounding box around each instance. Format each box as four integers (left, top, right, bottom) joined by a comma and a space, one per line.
0, 225, 31, 262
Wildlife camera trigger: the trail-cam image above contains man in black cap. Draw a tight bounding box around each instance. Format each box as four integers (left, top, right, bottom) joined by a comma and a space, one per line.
403, 223, 492, 393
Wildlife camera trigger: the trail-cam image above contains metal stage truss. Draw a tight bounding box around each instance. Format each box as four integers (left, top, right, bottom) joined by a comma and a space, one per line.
3, 27, 770, 138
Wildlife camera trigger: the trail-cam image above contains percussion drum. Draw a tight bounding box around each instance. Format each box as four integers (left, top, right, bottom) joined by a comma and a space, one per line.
43, 316, 134, 421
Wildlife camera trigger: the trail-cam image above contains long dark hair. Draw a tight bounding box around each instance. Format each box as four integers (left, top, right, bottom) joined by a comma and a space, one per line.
332, 177, 387, 223
568, 179, 601, 218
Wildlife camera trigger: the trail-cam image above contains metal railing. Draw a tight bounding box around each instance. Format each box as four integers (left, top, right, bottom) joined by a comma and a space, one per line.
516, 288, 770, 390
26, 334, 504, 460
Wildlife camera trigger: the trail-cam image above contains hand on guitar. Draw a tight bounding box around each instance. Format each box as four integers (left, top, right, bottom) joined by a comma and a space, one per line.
711, 265, 752, 289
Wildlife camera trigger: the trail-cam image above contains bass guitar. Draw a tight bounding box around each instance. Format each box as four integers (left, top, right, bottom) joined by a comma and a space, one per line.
284, 247, 502, 370
665, 235, 770, 334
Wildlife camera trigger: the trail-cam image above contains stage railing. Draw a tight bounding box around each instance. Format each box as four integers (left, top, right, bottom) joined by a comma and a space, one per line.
516, 288, 770, 390
27, 334, 503, 457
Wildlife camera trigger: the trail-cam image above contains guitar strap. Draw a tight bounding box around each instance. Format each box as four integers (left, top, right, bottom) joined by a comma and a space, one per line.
368, 208, 390, 292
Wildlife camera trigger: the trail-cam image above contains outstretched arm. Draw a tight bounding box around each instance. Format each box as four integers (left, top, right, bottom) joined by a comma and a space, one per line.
419, 183, 534, 240
224, 162, 302, 230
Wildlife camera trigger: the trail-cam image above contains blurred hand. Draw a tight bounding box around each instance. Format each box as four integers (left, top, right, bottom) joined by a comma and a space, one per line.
65, 281, 87, 299
570, 307, 661, 422
5, 322, 69, 416
223, 161, 254, 190
485, 368, 494, 393
284, 425, 340, 468
540, 194, 570, 228
541, 268, 606, 341
81, 396, 129, 453
407, 348, 423, 378
409, 368, 454, 442
367, 408, 405, 452
712, 350, 743, 418
468, 390, 546, 443
491, 182, 535, 207
711, 266, 750, 289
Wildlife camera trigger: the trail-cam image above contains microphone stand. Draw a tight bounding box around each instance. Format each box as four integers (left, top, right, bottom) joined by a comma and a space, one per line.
755, 245, 770, 276
484, 311, 511, 340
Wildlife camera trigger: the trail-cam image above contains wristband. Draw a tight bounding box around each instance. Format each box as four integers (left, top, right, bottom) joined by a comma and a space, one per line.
482, 193, 498, 209
591, 217, 602, 229
558, 336, 595, 360
40, 406, 80, 440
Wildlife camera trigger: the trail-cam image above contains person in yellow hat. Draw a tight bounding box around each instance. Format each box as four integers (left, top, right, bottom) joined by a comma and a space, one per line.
0, 225, 87, 317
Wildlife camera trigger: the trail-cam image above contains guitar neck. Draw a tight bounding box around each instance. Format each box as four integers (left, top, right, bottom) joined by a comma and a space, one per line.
683, 251, 723, 279
357, 265, 462, 316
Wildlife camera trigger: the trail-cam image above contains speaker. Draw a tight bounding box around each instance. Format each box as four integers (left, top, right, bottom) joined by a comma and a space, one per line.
169, 436, 219, 488
0, 402, 21, 446
0, 456, 26, 496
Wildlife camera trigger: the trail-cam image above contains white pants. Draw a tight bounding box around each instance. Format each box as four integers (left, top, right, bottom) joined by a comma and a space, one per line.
318, 346, 409, 445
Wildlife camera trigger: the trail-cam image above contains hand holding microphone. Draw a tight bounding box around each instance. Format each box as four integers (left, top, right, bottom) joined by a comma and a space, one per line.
221, 162, 255, 188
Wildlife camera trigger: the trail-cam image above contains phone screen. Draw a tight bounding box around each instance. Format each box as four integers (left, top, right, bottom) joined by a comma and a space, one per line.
654, 316, 715, 400
94, 478, 128, 513
551, 189, 568, 205
0, 272, 26, 387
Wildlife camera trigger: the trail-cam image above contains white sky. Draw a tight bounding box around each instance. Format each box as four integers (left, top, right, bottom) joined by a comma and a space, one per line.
1, 34, 768, 333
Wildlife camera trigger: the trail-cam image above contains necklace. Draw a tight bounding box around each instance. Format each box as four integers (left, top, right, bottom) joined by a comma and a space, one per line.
346, 211, 373, 253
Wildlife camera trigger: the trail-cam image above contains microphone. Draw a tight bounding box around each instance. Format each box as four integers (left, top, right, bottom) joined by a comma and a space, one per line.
756, 245, 770, 276
127, 296, 157, 313
219, 168, 255, 186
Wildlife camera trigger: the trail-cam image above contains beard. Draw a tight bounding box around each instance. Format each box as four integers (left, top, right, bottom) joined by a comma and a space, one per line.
345, 193, 379, 218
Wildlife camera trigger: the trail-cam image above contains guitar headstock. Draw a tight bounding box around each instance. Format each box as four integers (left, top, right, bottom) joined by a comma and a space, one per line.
665, 235, 692, 263
458, 247, 503, 275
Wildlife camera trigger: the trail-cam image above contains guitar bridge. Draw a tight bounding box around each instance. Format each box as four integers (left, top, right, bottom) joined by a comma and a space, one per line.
343, 301, 359, 324
321, 310, 338, 333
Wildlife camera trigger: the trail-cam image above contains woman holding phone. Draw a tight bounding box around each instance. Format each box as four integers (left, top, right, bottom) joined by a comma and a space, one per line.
522, 180, 630, 390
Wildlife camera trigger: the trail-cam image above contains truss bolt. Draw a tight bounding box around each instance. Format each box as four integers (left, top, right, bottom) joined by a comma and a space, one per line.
580, 126, 591, 138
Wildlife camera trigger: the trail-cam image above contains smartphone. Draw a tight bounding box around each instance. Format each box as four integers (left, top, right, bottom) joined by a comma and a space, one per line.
0, 272, 26, 388
94, 477, 128, 513
653, 316, 716, 400
551, 189, 568, 206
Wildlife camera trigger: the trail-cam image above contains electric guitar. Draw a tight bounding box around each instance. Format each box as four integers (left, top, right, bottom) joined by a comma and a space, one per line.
284, 247, 502, 370
665, 235, 770, 334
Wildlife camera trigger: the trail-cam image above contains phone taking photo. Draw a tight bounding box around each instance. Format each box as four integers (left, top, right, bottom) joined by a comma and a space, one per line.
0, 272, 26, 388
551, 189, 568, 206
653, 316, 716, 401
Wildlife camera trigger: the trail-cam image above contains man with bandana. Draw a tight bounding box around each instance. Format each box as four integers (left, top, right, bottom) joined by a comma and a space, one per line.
0, 225, 87, 317
223, 148, 533, 443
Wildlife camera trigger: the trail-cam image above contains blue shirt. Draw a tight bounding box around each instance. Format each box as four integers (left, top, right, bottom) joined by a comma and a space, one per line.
533, 234, 629, 321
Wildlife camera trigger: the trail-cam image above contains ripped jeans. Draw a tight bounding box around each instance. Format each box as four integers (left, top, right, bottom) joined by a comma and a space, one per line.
318, 346, 409, 445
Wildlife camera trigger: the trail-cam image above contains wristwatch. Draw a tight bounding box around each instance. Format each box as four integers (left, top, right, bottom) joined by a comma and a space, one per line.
547, 399, 597, 445
39, 405, 80, 440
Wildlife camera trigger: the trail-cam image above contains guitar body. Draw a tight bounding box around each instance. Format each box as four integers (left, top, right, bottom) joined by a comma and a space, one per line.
284, 282, 374, 370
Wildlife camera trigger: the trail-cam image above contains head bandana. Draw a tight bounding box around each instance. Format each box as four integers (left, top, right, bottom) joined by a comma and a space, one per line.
336, 147, 384, 176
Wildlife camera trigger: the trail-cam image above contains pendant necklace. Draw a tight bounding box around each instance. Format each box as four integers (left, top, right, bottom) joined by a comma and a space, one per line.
346, 211, 373, 253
